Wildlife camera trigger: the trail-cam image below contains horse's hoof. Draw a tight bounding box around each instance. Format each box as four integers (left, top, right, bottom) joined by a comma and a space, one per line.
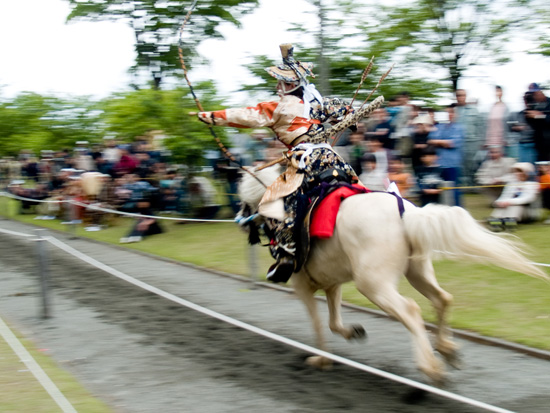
306, 355, 333, 370
441, 351, 462, 370
350, 324, 367, 340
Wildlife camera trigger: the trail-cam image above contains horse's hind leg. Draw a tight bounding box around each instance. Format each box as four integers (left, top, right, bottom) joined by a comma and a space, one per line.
292, 273, 332, 369
354, 275, 446, 383
325, 284, 366, 341
405, 258, 459, 368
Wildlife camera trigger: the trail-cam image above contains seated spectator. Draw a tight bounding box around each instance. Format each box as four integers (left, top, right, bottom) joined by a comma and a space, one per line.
119, 200, 163, 244
415, 146, 444, 206
536, 161, 550, 224
118, 174, 157, 213
7, 180, 49, 214
359, 154, 388, 191
487, 162, 539, 230
475, 146, 516, 205
113, 147, 138, 178
388, 155, 414, 198
188, 176, 220, 219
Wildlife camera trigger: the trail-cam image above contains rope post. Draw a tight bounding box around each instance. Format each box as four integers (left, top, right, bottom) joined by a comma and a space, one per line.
442, 181, 454, 206
249, 243, 260, 288
34, 229, 51, 319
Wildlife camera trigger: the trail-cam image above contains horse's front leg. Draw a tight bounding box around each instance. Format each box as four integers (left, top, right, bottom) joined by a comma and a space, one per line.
325, 284, 366, 341
292, 272, 332, 369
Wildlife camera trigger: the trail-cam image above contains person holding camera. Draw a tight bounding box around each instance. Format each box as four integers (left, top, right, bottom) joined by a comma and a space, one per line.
524, 83, 550, 162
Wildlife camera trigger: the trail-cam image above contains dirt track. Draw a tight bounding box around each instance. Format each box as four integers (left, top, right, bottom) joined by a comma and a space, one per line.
1, 218, 549, 412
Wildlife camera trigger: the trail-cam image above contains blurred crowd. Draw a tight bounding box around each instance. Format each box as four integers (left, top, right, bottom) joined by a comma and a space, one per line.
1, 135, 231, 243
331, 83, 550, 230
2, 82, 550, 237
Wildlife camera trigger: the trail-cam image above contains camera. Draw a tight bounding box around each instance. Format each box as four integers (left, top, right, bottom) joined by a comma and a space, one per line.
524, 92, 536, 110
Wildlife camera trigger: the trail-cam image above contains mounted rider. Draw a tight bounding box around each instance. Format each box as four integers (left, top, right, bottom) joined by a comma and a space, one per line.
198, 44, 382, 283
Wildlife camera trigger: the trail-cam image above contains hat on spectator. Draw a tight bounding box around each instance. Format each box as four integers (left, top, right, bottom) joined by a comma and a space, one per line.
528, 83, 542, 92
412, 114, 433, 125
511, 162, 534, 175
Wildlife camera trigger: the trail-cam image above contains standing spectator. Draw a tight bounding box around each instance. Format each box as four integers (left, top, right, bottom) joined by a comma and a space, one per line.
488, 162, 539, 230
410, 113, 436, 174
415, 146, 444, 206
509, 93, 536, 164
427, 104, 465, 206
345, 131, 367, 175
388, 155, 414, 198
454, 89, 484, 186
365, 108, 395, 151
537, 161, 550, 224
358, 154, 388, 191
475, 146, 516, 205
485, 86, 510, 154
245, 129, 270, 166
364, 134, 390, 174
187, 176, 220, 219
524, 83, 550, 161
102, 136, 122, 175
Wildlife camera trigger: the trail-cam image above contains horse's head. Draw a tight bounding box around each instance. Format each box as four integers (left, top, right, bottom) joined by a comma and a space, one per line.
237, 165, 281, 214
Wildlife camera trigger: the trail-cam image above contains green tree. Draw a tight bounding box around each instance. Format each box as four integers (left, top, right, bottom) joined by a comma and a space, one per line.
65, 0, 259, 89
0, 93, 101, 156
99, 85, 230, 167
363, 0, 547, 91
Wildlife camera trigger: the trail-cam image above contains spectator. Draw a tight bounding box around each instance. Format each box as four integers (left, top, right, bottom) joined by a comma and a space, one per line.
454, 89, 484, 186
475, 146, 516, 205
415, 146, 444, 206
537, 161, 550, 224
119, 201, 163, 244
188, 176, 220, 219
365, 108, 395, 151
102, 136, 122, 175
345, 130, 367, 175
427, 104, 464, 206
524, 83, 550, 161
485, 86, 510, 154
245, 129, 270, 166
113, 147, 138, 178
359, 154, 388, 191
410, 113, 436, 174
487, 162, 539, 230
388, 155, 414, 198
509, 93, 536, 164
364, 134, 390, 174
118, 174, 157, 213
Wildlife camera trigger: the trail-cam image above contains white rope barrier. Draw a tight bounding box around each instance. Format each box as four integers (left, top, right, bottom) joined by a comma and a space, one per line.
0, 227, 542, 412
41, 235, 518, 413
0, 191, 234, 223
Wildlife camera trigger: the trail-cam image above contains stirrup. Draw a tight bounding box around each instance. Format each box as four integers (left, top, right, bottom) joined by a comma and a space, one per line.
266, 257, 295, 284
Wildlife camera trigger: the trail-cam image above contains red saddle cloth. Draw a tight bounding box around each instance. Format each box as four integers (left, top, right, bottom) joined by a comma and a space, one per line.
310, 184, 370, 239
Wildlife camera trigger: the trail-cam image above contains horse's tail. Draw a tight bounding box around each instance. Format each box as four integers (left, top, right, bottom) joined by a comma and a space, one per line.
403, 203, 548, 281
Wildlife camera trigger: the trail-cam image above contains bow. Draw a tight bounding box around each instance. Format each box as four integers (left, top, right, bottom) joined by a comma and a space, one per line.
178, 0, 267, 187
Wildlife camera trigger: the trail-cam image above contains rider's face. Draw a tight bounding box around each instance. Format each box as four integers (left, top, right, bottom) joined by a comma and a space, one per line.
277, 80, 299, 97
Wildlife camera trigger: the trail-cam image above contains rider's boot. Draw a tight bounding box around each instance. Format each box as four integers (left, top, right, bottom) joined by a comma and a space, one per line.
266, 254, 295, 283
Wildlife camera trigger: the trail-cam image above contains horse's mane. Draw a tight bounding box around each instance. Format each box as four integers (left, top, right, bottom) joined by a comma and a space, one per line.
238, 165, 281, 210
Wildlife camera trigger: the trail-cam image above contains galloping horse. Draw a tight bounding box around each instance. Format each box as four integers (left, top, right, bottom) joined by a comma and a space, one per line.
238, 166, 548, 382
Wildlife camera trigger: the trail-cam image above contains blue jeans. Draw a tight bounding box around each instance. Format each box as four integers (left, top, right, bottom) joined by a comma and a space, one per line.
441, 167, 462, 207
518, 143, 537, 164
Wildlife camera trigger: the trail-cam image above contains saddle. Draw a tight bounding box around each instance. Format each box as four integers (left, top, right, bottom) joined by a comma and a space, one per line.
294, 182, 370, 272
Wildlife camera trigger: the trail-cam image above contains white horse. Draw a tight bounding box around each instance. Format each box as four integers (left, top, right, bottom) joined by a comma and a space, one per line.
238, 166, 548, 382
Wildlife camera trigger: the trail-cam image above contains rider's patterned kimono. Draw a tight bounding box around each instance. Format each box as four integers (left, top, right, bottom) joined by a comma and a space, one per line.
200, 94, 356, 261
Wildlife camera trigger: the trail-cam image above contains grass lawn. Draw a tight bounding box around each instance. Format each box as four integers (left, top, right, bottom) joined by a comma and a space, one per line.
1, 193, 549, 351
0, 322, 112, 412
